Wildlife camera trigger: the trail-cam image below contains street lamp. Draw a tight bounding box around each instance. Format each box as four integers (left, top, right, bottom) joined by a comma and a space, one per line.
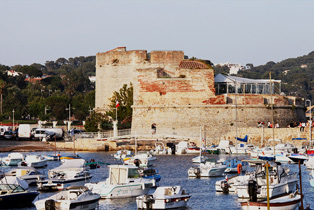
66, 104, 72, 121
12, 109, 15, 131
306, 99, 312, 146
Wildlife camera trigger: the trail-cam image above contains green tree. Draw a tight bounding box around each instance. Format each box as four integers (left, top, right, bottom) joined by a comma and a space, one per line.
106, 83, 133, 128
84, 112, 109, 132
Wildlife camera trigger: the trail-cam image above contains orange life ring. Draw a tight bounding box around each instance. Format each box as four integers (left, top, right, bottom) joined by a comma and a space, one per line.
237, 164, 242, 174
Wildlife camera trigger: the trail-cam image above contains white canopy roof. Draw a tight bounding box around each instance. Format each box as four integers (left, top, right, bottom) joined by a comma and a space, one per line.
214, 74, 281, 84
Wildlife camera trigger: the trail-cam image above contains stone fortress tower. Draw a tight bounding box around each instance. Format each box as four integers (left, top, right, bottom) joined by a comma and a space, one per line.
96, 47, 306, 141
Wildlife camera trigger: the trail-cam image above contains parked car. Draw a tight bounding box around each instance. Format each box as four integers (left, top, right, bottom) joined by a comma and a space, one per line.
3, 131, 16, 140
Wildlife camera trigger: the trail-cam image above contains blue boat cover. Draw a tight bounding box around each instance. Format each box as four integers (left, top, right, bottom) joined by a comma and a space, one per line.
236, 135, 248, 142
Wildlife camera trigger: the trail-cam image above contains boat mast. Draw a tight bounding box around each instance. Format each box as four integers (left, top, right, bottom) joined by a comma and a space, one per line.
235, 81, 238, 156
200, 126, 202, 163
270, 72, 275, 158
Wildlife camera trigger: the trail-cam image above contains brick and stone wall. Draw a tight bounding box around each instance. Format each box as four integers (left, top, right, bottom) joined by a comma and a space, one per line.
96, 47, 306, 141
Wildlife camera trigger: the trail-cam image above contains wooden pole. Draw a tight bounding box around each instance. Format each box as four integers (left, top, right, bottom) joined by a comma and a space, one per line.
54, 135, 57, 156
266, 162, 270, 210
299, 161, 304, 210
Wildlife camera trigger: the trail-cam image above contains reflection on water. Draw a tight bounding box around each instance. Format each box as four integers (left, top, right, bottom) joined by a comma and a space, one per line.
0, 151, 313, 210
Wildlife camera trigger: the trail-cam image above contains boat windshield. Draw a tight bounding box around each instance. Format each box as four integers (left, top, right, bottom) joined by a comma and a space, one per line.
0, 184, 25, 193
128, 168, 140, 178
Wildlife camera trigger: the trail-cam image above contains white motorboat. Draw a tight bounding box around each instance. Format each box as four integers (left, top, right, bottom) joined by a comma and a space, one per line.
85, 165, 155, 198
215, 174, 253, 193
136, 186, 191, 209
34, 186, 101, 210
124, 151, 157, 167
236, 161, 298, 199
240, 192, 301, 210
288, 154, 308, 164
230, 143, 248, 154
188, 159, 227, 177
5, 167, 46, 185
113, 149, 133, 160
1, 152, 24, 166
37, 159, 92, 191
0, 181, 39, 209
192, 155, 208, 163
22, 154, 47, 168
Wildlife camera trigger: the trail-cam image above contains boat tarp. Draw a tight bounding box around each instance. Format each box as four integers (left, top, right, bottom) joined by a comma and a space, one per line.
0, 176, 29, 189
52, 159, 85, 172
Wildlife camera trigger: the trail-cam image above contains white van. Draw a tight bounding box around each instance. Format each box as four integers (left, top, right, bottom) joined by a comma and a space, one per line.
34, 128, 64, 140
18, 124, 32, 139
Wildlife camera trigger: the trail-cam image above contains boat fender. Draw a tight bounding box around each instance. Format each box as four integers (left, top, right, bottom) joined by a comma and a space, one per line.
45, 199, 56, 210
237, 164, 242, 174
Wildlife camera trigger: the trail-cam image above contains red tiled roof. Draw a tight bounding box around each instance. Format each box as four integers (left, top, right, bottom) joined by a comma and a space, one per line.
179, 60, 209, 69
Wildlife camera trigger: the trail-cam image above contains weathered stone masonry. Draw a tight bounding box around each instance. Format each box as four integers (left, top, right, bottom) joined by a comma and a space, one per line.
96, 47, 306, 141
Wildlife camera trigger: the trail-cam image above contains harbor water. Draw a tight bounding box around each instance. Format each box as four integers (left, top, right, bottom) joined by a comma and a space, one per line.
1, 151, 314, 210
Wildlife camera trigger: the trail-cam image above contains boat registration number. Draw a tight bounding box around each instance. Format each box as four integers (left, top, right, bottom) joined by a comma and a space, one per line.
81, 204, 89, 209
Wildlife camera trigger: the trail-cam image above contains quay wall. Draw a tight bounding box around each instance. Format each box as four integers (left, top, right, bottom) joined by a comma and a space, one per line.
132, 104, 305, 142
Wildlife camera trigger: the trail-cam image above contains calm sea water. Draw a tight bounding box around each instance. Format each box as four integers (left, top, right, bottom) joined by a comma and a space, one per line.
1, 151, 313, 210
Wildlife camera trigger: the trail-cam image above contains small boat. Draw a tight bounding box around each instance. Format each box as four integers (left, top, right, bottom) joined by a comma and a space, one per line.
186, 142, 201, 154
43, 154, 61, 161
60, 154, 82, 163
34, 186, 101, 210
240, 192, 301, 210
85, 164, 155, 198
1, 152, 24, 166
236, 161, 298, 199
124, 151, 157, 167
21, 154, 47, 168
136, 186, 191, 209
288, 154, 308, 164
188, 159, 227, 177
206, 145, 221, 154
37, 159, 92, 191
192, 155, 208, 163
113, 149, 133, 160
0, 182, 39, 209
5, 167, 46, 185
224, 158, 249, 173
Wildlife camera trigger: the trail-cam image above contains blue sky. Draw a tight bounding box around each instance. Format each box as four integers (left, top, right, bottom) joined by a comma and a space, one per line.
1, 0, 314, 67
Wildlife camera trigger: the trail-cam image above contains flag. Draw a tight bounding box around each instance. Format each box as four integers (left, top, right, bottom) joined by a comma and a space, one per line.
225, 175, 228, 181
116, 101, 120, 108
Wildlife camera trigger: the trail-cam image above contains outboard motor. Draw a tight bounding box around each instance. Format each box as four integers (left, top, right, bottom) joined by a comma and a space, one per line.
220, 180, 230, 194
134, 159, 140, 167
194, 168, 201, 178
248, 180, 258, 202
143, 194, 154, 210
45, 199, 55, 210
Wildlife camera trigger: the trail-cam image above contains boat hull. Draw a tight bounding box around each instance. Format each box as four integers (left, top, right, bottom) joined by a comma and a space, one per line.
137, 197, 190, 209
86, 182, 152, 199
0, 191, 39, 209
240, 194, 301, 210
